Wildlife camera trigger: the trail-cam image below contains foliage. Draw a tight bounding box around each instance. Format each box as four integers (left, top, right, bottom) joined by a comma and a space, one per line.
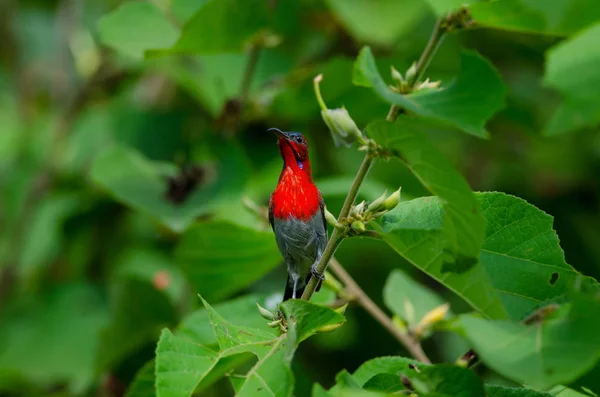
1, 1, 600, 397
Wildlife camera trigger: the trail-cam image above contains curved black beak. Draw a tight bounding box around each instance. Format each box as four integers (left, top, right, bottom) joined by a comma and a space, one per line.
268, 127, 290, 140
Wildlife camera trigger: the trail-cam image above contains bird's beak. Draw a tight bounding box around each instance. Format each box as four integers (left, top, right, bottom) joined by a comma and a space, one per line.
268, 128, 290, 141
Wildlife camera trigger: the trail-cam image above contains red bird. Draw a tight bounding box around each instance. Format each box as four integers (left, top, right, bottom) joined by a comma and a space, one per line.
268, 128, 327, 300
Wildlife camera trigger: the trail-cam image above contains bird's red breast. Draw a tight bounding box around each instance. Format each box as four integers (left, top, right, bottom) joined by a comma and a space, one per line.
271, 167, 322, 221
270, 133, 322, 221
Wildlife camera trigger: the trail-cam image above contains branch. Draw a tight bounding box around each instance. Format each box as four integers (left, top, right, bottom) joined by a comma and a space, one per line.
301, 154, 374, 299
329, 258, 432, 364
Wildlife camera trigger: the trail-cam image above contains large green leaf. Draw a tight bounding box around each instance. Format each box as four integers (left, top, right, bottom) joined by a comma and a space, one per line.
470, 0, 600, 36
478, 192, 593, 320
161, 0, 270, 55
543, 23, 600, 136
126, 360, 155, 397
424, 0, 482, 16
368, 119, 506, 319
383, 269, 447, 328
175, 220, 281, 302
354, 48, 506, 138
97, 2, 179, 59
90, 144, 247, 233
461, 296, 600, 389
324, 0, 429, 46
155, 298, 343, 397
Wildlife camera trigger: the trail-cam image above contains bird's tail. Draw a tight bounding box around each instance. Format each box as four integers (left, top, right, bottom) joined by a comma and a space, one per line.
282, 274, 322, 301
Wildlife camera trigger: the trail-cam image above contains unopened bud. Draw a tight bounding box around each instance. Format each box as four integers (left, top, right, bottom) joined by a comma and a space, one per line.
353, 201, 366, 215
321, 108, 363, 148
334, 303, 348, 316
367, 190, 388, 213
257, 303, 274, 320
351, 220, 365, 233
391, 66, 405, 83
314, 74, 364, 147
416, 78, 441, 92
324, 207, 344, 229
267, 319, 281, 328
383, 188, 401, 210
318, 320, 345, 333
413, 303, 450, 338
392, 315, 408, 333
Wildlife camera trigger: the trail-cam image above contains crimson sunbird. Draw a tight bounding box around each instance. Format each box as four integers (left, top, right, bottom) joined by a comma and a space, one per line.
268, 128, 327, 300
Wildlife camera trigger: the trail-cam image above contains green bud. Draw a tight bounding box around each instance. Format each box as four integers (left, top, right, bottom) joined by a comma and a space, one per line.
267, 319, 281, 328
353, 200, 366, 215
324, 207, 344, 229
318, 321, 345, 333
351, 220, 365, 233
314, 74, 364, 148
257, 302, 274, 320
383, 188, 401, 211
391, 66, 404, 83
321, 108, 363, 148
367, 190, 388, 213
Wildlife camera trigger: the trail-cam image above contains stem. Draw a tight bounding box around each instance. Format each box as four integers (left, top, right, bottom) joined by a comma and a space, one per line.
410, 18, 446, 87
329, 258, 431, 364
301, 154, 374, 300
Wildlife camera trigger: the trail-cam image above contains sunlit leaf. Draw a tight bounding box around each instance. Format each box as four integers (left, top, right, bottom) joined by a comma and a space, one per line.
485, 385, 553, 397
403, 364, 485, 397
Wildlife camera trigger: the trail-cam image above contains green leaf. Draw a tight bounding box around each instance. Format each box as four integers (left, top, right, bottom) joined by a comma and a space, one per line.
280, 300, 346, 343
543, 23, 600, 136
161, 0, 270, 55
90, 144, 247, 233
478, 192, 593, 320
175, 221, 281, 302
362, 373, 404, 393
97, 2, 179, 59
470, 0, 600, 36
324, 0, 429, 46
383, 269, 447, 327
126, 360, 156, 397
352, 356, 420, 386
485, 385, 553, 397
156, 298, 343, 397
460, 296, 600, 389
0, 284, 109, 393
369, 119, 506, 319
177, 294, 278, 346
354, 48, 506, 137
404, 364, 485, 397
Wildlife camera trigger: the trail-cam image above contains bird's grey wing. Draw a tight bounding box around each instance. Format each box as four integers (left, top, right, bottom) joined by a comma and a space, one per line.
268, 194, 275, 231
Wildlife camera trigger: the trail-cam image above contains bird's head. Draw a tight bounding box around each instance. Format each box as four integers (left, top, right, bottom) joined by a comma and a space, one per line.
269, 128, 312, 175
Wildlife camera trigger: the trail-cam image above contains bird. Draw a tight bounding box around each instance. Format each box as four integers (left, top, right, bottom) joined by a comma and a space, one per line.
268, 128, 327, 300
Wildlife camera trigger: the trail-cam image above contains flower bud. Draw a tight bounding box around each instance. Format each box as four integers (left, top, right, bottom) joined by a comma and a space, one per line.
353, 200, 366, 215
321, 108, 363, 148
367, 190, 388, 213
314, 74, 364, 148
257, 302, 274, 320
383, 188, 401, 211
391, 66, 405, 83
405, 62, 418, 83
351, 220, 365, 233
318, 321, 345, 333
324, 207, 344, 229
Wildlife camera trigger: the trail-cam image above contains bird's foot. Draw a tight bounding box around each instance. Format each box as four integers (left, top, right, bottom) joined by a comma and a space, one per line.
311, 265, 326, 281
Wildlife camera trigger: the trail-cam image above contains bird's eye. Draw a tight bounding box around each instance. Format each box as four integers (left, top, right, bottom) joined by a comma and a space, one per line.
295, 137, 303, 143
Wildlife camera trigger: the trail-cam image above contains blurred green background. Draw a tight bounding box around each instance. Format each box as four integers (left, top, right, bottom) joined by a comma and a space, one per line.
1, 0, 599, 396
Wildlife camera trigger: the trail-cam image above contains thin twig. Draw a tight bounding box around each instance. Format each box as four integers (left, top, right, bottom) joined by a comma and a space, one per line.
329, 258, 432, 364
